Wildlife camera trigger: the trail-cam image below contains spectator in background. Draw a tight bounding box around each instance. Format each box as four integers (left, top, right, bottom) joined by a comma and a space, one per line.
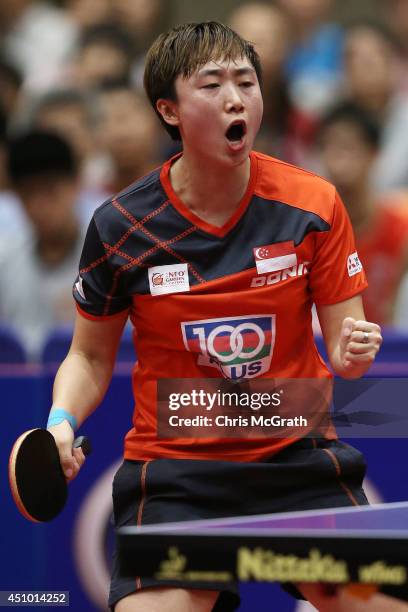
384, 0, 408, 61
111, 0, 166, 87
32, 89, 99, 177
0, 0, 76, 93
111, 0, 163, 47
63, 0, 112, 30
319, 102, 408, 326
72, 24, 134, 91
276, 0, 343, 117
0, 103, 29, 240
96, 81, 161, 193
343, 21, 408, 192
0, 130, 85, 360
0, 58, 23, 121
228, 2, 295, 161
0, 105, 8, 191
30, 88, 111, 222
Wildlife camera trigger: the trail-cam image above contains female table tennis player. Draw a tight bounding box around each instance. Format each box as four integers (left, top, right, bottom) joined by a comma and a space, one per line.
46, 22, 382, 612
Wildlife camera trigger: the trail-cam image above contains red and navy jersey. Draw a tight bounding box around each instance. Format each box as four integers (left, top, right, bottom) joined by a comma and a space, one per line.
73, 151, 367, 462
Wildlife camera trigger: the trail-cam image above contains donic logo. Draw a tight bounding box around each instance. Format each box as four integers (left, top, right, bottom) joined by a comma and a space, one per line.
181, 315, 276, 381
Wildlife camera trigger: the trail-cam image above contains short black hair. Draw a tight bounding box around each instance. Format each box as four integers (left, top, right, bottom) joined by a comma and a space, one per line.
0, 58, 23, 90
35, 88, 87, 111
144, 21, 262, 141
79, 23, 135, 58
0, 103, 7, 143
33, 88, 98, 128
319, 101, 381, 149
96, 77, 133, 94
7, 129, 78, 185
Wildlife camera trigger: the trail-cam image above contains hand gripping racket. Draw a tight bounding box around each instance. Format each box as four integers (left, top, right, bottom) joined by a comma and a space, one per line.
9, 428, 91, 522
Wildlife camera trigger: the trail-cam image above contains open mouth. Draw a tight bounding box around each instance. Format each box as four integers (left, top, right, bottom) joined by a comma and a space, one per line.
225, 121, 247, 142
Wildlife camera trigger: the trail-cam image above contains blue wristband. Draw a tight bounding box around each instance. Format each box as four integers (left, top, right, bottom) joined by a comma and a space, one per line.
47, 409, 78, 431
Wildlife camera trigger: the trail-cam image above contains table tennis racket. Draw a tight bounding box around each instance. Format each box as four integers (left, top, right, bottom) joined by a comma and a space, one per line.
8, 428, 91, 523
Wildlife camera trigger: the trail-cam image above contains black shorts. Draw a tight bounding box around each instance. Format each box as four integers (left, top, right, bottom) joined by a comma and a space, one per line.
108, 438, 368, 611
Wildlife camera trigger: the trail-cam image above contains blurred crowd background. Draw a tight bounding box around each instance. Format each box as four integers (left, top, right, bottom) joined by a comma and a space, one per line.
1, 0, 408, 361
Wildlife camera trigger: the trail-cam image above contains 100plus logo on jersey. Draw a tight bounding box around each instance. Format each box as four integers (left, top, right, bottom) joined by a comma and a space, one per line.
181, 315, 276, 381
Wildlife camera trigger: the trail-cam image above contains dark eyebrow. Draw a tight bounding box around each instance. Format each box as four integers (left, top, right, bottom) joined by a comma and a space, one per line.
197, 66, 256, 78
233, 67, 256, 76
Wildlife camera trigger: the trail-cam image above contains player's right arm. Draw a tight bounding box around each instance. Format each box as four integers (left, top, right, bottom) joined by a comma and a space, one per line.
48, 309, 128, 479
49, 209, 131, 479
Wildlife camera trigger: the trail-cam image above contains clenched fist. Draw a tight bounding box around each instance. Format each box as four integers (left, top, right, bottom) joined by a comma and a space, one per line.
339, 317, 382, 373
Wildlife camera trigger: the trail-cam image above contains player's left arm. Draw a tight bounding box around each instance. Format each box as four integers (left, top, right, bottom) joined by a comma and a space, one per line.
317, 294, 382, 379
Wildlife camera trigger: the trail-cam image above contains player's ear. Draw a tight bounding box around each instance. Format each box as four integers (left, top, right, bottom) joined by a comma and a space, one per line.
156, 99, 180, 129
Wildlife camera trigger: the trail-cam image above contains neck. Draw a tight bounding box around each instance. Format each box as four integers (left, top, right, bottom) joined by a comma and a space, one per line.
37, 219, 80, 267
170, 151, 251, 226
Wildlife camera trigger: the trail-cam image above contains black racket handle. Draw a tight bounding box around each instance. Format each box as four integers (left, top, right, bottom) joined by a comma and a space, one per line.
73, 436, 92, 456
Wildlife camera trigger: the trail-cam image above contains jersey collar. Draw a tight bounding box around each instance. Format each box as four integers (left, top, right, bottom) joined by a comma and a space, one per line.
160, 151, 258, 238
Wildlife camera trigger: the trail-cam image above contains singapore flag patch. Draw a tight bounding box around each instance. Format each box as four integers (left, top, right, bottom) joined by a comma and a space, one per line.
253, 241, 297, 274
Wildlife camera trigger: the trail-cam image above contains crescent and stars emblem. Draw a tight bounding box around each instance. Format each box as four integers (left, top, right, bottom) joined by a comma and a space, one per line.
254, 247, 271, 259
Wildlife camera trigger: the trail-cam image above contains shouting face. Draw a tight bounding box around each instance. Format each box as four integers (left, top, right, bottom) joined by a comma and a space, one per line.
158, 56, 264, 168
